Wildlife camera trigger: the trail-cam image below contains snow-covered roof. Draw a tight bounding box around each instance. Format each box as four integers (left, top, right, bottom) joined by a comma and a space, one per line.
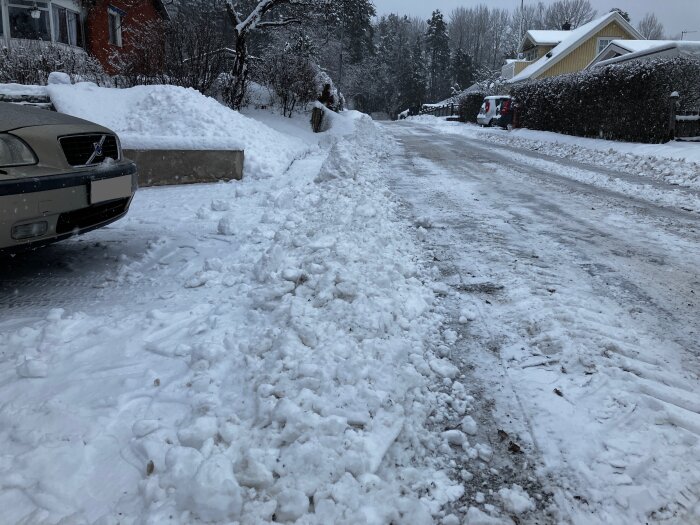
591, 40, 700, 68
509, 11, 643, 83
518, 30, 570, 52
610, 40, 678, 53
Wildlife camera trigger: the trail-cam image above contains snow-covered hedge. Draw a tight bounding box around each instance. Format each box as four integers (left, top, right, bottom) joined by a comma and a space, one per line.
0, 42, 108, 86
511, 56, 700, 143
457, 92, 486, 123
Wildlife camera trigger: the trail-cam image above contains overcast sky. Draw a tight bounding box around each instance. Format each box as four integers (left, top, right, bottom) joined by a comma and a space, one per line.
374, 0, 700, 40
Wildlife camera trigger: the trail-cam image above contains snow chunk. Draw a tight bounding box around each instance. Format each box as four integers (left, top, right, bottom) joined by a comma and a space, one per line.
430, 358, 460, 378
217, 216, 237, 236
275, 489, 308, 522
461, 416, 478, 435
48, 72, 71, 85
236, 453, 273, 489
177, 416, 218, 449
498, 484, 535, 515
442, 429, 468, 447
187, 455, 243, 522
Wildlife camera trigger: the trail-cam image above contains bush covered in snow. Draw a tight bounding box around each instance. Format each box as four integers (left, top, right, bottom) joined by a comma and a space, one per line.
511, 56, 700, 143
252, 34, 344, 118
0, 42, 108, 86
458, 92, 486, 123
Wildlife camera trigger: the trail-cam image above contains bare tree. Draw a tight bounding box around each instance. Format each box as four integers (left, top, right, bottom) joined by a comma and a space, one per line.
164, 0, 230, 94
224, 0, 319, 109
255, 35, 318, 116
406, 16, 428, 43
544, 0, 597, 29
505, 2, 546, 53
447, 6, 514, 70
637, 12, 665, 40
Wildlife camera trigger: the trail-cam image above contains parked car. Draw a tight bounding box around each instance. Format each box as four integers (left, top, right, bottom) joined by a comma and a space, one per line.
0, 102, 137, 254
476, 96, 514, 129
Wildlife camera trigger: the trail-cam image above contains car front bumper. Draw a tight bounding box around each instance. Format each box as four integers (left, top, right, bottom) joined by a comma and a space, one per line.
0, 161, 138, 254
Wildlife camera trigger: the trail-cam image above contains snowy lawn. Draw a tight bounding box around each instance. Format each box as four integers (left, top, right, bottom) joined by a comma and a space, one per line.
0, 108, 476, 524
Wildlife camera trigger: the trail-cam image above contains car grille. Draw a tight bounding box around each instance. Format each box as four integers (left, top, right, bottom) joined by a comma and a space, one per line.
59, 134, 120, 166
56, 198, 130, 235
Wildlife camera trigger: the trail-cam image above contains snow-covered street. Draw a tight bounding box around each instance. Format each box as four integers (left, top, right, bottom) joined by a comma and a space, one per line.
2, 110, 700, 524
385, 121, 700, 524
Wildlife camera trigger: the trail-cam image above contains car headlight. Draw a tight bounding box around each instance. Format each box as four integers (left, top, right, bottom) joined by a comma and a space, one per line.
0, 133, 37, 167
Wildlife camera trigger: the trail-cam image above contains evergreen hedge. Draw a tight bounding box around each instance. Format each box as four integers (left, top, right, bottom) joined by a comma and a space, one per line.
458, 92, 486, 123
510, 56, 700, 143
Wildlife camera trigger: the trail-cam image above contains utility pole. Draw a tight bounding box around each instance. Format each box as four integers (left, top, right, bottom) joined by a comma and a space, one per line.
518, 0, 524, 59
519, 0, 524, 43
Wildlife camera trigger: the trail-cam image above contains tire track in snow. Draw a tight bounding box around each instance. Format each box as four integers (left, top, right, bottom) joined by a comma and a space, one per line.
384, 122, 700, 524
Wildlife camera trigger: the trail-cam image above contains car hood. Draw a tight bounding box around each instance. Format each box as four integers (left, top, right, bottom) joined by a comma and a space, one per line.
0, 102, 101, 132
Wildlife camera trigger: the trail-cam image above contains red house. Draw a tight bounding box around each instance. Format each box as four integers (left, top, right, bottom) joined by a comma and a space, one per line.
85, 0, 170, 74
0, 1, 169, 74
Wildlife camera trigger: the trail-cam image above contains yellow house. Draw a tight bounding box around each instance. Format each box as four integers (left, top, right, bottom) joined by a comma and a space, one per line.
505, 11, 643, 82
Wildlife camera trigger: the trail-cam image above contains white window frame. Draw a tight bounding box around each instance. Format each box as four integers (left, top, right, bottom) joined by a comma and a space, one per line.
108, 7, 122, 47
597, 37, 615, 54
6, 0, 52, 41
0, 0, 84, 47
51, 3, 82, 46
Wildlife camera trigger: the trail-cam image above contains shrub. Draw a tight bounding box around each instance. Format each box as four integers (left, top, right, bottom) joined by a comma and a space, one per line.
510, 56, 700, 143
0, 41, 108, 85
458, 92, 486, 123
253, 34, 343, 117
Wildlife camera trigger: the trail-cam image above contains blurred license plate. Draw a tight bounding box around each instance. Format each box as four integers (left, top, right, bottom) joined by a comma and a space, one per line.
91, 175, 132, 204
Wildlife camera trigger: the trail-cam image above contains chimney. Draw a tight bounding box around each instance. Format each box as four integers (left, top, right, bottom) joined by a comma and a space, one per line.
562, 20, 572, 30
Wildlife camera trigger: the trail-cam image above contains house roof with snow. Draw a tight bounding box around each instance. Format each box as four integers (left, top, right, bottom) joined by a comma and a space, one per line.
517, 30, 570, 52
589, 40, 700, 68
509, 11, 644, 83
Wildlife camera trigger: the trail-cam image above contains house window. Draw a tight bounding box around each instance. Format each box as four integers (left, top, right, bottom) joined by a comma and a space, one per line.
597, 38, 614, 54
108, 7, 122, 46
8, 1, 51, 40
52, 5, 82, 47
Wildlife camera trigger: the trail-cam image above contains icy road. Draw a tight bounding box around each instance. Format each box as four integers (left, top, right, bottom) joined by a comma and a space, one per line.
384, 121, 700, 523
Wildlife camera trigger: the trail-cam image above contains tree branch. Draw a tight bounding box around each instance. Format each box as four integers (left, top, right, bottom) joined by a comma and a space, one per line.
225, 1, 243, 28
257, 18, 301, 29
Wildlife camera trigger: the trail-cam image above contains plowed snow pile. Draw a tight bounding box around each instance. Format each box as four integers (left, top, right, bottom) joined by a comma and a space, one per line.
0, 109, 466, 523
47, 83, 308, 178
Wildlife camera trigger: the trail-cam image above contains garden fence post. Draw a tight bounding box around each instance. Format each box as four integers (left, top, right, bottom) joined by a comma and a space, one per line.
669, 91, 680, 141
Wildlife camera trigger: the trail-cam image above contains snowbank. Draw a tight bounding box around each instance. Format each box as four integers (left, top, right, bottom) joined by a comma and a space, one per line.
410, 116, 700, 190
0, 110, 465, 523
0, 83, 49, 97
47, 83, 309, 178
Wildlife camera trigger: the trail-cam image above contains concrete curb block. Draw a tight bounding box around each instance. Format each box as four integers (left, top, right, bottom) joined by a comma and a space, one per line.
124, 149, 244, 187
